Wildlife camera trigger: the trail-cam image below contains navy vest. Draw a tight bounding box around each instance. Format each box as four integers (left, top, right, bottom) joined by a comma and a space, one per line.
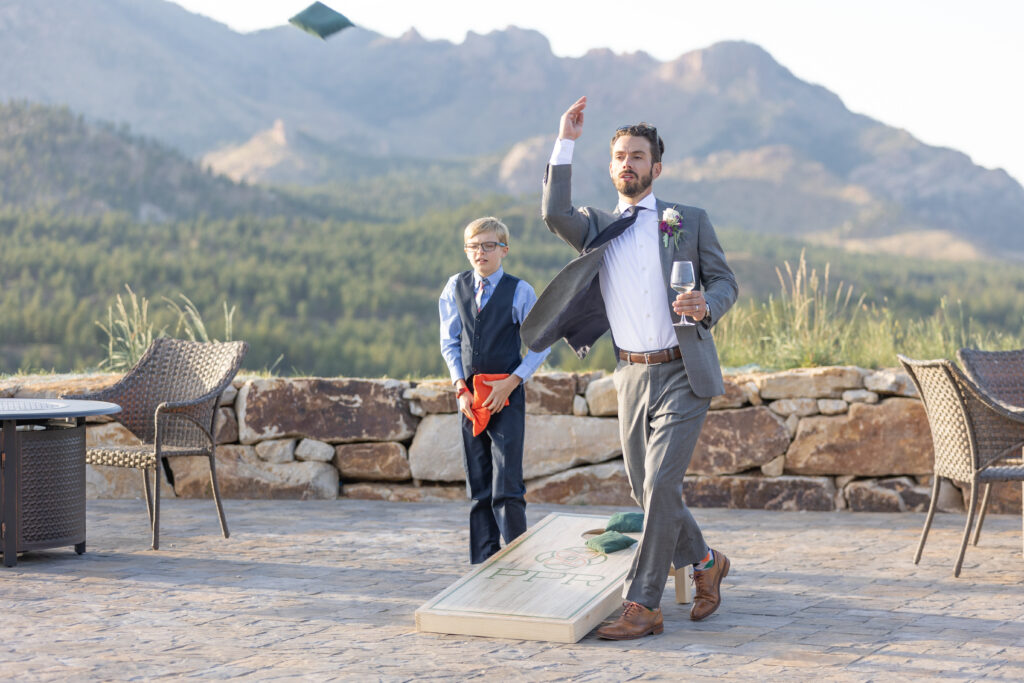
454, 270, 522, 379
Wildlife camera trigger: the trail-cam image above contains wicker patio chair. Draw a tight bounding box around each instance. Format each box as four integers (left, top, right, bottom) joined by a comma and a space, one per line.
956, 347, 1024, 545
898, 355, 1024, 576
65, 338, 248, 550
957, 348, 1024, 408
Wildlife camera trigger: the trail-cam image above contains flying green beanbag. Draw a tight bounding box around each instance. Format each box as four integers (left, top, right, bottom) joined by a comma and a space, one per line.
605, 511, 644, 533
289, 2, 355, 40
585, 531, 638, 554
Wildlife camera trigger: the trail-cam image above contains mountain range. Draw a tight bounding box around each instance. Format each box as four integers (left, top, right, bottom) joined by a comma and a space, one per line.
0, 0, 1022, 259
0, 101, 298, 221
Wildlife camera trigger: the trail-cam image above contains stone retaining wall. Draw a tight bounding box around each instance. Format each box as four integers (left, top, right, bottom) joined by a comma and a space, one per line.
3, 367, 1019, 513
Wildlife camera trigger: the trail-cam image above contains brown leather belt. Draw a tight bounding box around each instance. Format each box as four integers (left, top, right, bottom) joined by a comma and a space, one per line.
618, 347, 682, 365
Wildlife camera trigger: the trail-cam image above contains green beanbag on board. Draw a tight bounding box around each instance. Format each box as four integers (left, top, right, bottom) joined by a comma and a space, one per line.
605, 511, 644, 533
585, 530, 638, 554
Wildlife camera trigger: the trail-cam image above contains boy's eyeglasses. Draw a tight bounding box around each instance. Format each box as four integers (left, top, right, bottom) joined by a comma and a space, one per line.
464, 242, 507, 253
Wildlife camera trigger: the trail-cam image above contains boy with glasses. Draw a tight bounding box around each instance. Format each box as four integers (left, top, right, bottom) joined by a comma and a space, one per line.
438, 217, 551, 564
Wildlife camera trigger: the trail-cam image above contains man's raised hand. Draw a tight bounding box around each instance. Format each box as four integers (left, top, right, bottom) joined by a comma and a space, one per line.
559, 96, 587, 140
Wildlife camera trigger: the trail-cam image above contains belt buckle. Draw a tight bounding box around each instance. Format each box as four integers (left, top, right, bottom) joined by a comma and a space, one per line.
644, 351, 660, 366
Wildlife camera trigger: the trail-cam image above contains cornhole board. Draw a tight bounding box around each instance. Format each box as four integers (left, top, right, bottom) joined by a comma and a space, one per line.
415, 512, 692, 643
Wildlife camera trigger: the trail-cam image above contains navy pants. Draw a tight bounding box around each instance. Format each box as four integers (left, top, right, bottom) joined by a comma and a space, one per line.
460, 385, 527, 564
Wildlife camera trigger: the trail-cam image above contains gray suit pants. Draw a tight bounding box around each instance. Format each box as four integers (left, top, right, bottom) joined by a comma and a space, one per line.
614, 357, 710, 608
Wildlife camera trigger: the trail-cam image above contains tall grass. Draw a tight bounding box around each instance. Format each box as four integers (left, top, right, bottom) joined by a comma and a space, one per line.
96, 285, 164, 372
97, 287, 236, 372
164, 294, 236, 343
96, 255, 1018, 375
840, 298, 1016, 368
717, 251, 1020, 370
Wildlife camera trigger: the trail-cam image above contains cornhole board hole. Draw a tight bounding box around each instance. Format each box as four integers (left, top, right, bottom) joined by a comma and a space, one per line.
415, 512, 692, 643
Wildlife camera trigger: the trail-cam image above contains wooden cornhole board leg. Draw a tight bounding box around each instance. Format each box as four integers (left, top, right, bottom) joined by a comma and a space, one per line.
674, 564, 694, 603
415, 513, 642, 643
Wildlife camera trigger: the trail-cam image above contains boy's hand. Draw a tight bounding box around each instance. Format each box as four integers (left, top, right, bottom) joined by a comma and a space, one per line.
481, 375, 522, 414
559, 96, 586, 140
457, 391, 474, 420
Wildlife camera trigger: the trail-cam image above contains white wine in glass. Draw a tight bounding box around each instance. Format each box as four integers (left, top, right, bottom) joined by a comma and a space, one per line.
671, 260, 696, 327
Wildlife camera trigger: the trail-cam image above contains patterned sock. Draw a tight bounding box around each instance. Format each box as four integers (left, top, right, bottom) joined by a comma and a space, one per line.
693, 548, 714, 571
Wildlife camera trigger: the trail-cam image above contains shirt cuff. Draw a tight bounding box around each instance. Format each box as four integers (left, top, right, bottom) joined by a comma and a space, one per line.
549, 138, 575, 166
512, 363, 535, 383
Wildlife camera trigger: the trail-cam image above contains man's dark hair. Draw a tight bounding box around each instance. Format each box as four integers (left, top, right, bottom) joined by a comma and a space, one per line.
610, 123, 664, 163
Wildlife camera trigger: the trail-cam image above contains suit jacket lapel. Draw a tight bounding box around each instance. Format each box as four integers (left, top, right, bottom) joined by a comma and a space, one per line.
656, 198, 674, 287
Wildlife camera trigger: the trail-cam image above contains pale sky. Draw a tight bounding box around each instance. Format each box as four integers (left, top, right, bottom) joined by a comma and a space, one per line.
170, 0, 1024, 184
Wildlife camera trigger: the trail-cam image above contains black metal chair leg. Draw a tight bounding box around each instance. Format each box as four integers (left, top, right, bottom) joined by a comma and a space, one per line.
954, 481, 979, 577
143, 468, 154, 525
914, 476, 942, 565
151, 466, 161, 551
208, 454, 230, 539
972, 483, 992, 546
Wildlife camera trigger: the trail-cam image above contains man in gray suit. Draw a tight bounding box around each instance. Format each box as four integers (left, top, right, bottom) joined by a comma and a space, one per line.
522, 96, 739, 640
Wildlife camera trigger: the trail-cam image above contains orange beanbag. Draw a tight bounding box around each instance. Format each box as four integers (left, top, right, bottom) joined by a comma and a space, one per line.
469, 373, 511, 436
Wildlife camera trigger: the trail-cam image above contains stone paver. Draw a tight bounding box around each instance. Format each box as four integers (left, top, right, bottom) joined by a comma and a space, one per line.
2, 500, 1024, 680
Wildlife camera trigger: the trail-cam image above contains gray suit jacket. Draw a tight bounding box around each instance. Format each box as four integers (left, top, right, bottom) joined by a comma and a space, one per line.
521, 164, 738, 397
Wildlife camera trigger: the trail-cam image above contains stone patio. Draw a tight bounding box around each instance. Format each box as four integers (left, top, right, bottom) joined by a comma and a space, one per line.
2, 499, 1023, 680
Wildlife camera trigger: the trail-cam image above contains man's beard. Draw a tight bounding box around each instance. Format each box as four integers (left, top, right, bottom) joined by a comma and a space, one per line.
614, 169, 653, 197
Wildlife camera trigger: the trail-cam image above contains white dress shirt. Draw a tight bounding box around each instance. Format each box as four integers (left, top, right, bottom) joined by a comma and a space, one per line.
550, 139, 678, 352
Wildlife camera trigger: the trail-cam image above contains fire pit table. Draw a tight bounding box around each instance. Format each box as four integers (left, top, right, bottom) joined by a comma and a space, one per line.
1, 398, 121, 567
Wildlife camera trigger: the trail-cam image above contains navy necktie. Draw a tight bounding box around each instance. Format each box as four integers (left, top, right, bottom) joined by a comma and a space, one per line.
583, 206, 643, 254
475, 278, 489, 311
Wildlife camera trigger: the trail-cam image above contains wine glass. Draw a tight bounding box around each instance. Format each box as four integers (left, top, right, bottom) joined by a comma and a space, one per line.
670, 260, 696, 327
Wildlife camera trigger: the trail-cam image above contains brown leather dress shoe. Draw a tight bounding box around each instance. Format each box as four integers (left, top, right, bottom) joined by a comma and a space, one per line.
596, 601, 664, 640
690, 550, 730, 621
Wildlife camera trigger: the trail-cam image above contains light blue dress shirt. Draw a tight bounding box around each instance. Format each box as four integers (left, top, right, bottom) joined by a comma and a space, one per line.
438, 267, 551, 384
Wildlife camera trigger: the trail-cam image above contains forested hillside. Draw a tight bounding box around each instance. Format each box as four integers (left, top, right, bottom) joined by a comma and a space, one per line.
1, 101, 1021, 376
2, 199, 1022, 376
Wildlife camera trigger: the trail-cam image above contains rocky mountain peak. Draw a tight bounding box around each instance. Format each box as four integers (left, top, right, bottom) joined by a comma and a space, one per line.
677, 40, 797, 94
461, 25, 552, 56
397, 27, 424, 43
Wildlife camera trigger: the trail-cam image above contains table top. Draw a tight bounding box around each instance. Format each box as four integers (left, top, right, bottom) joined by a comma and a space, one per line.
0, 398, 121, 420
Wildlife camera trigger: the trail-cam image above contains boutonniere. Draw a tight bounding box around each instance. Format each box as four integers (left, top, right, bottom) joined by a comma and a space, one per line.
659, 207, 683, 249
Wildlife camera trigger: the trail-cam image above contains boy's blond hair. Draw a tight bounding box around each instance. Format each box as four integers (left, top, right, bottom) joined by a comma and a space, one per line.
464, 216, 510, 246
